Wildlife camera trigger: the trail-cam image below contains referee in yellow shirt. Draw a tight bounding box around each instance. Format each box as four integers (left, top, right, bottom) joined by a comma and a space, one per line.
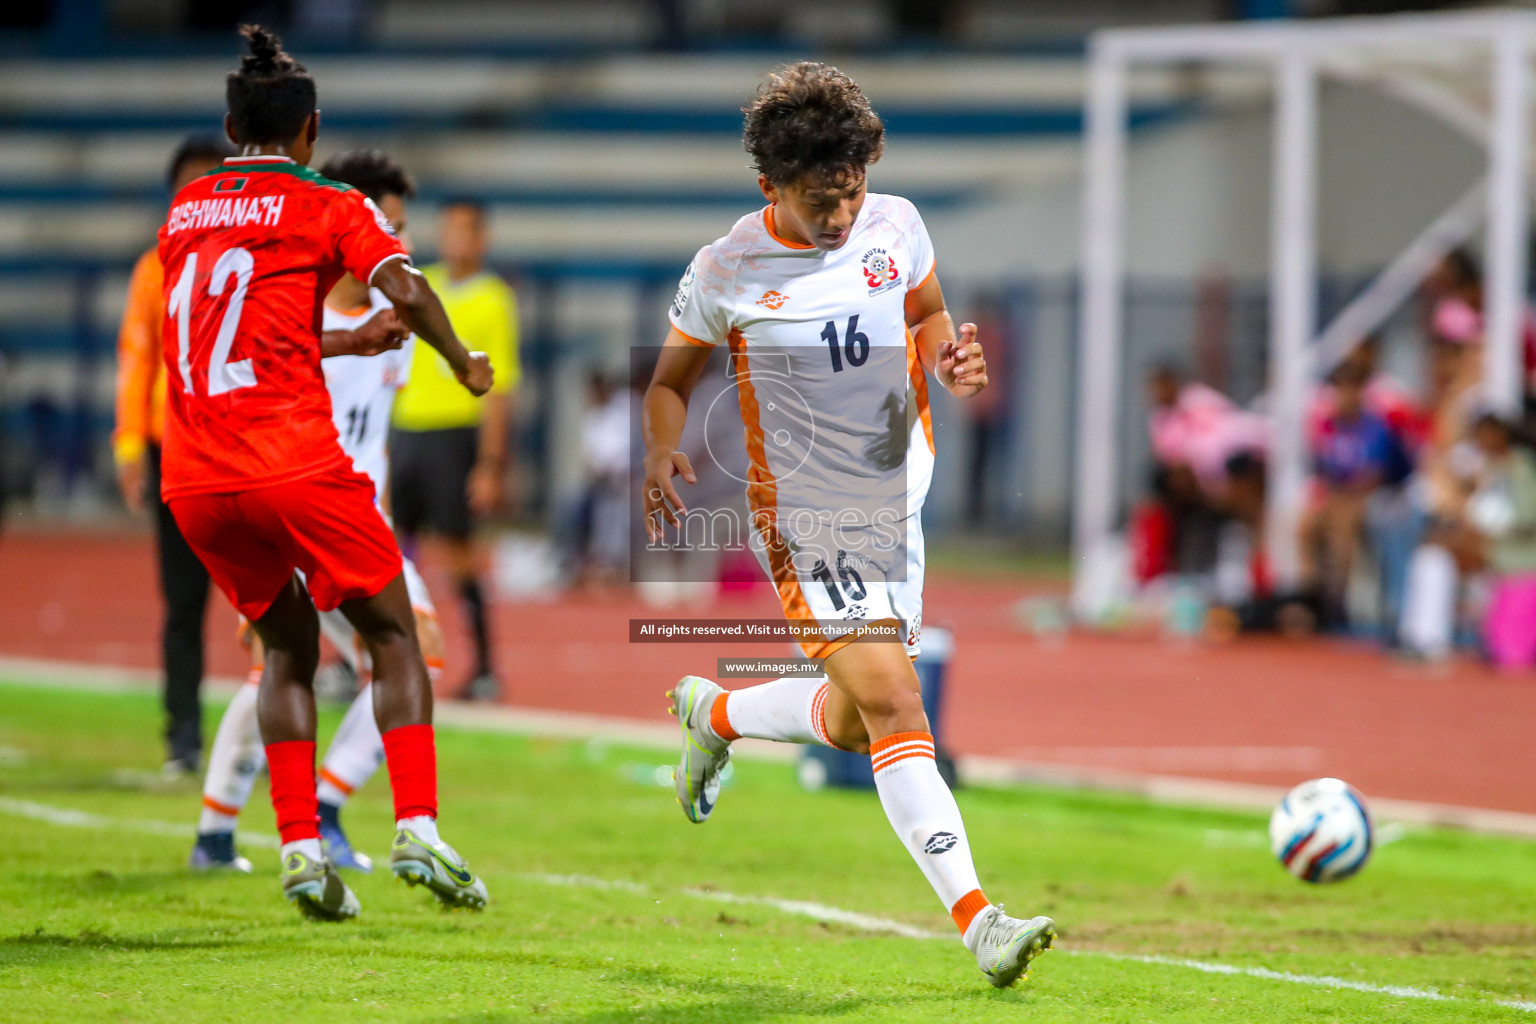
390, 198, 519, 701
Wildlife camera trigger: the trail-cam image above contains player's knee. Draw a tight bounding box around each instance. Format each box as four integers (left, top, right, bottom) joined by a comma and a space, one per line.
829, 725, 871, 755
854, 685, 926, 728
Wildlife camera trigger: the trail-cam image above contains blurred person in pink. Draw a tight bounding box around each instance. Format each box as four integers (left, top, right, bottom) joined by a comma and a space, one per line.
1464, 412, 1536, 671
1145, 366, 1269, 599
1148, 366, 1269, 500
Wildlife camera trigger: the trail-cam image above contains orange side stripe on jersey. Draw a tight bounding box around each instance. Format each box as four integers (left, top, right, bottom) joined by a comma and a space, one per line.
318, 767, 355, 796
909, 261, 937, 293
730, 329, 822, 653
675, 328, 717, 348
905, 328, 935, 455
202, 795, 241, 817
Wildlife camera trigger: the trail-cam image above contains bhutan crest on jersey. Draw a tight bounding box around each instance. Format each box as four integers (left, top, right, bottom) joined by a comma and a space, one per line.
860, 248, 901, 294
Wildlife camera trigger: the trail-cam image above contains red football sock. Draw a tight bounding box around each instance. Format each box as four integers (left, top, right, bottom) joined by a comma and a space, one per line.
382, 723, 438, 821
264, 740, 319, 844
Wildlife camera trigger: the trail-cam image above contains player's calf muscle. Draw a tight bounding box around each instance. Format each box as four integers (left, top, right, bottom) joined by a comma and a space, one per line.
825, 639, 927, 744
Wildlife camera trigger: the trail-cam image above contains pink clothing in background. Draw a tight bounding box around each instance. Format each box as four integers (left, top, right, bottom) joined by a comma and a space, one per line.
1431, 295, 1536, 390
1150, 383, 1269, 493
1484, 573, 1536, 671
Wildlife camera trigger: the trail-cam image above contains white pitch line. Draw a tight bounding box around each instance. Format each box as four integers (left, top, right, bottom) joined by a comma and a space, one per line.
0, 796, 279, 849
9, 661, 1536, 837
2, 796, 1533, 1015
1068, 950, 1536, 1012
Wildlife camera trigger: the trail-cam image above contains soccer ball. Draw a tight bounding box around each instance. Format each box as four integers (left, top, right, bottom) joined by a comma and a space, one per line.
1268, 778, 1373, 883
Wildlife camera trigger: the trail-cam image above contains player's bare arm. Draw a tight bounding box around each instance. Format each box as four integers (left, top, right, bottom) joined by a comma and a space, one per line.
640, 329, 711, 540
371, 258, 494, 396
905, 272, 987, 398
320, 308, 408, 358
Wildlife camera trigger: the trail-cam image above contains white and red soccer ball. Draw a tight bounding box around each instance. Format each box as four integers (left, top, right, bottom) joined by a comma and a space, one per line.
1269, 778, 1374, 884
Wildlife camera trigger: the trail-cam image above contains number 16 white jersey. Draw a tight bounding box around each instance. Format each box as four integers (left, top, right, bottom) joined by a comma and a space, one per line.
321, 289, 413, 502
669, 192, 937, 526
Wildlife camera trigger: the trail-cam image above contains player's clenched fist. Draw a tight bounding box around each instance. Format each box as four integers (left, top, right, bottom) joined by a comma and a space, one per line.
642, 449, 697, 542
456, 351, 495, 396
937, 322, 988, 398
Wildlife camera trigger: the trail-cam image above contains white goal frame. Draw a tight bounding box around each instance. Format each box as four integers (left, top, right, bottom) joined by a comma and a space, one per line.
1075, 9, 1536, 590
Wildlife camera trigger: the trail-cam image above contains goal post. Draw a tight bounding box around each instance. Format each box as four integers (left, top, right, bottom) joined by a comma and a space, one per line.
1075, 9, 1536, 593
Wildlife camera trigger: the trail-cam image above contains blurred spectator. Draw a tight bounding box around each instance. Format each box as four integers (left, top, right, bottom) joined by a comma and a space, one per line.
1398, 346, 1491, 659
1422, 246, 1536, 399
1308, 337, 1425, 637
1145, 365, 1268, 578
112, 133, 233, 776
559, 371, 633, 588
1211, 450, 1274, 634
959, 292, 1013, 526
1307, 336, 1428, 452
1128, 467, 1177, 586
1147, 365, 1269, 499
1466, 412, 1536, 670
1299, 362, 1405, 629
390, 198, 521, 702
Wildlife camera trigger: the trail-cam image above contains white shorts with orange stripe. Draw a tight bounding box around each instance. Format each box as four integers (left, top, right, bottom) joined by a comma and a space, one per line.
754, 511, 925, 661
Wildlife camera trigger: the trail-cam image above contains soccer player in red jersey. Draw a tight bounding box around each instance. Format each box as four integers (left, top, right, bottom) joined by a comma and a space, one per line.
158, 25, 493, 921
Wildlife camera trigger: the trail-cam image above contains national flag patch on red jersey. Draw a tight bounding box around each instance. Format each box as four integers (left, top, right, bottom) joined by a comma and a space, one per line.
213, 177, 248, 193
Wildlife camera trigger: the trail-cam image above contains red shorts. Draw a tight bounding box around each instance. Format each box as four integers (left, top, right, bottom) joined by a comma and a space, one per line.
169, 467, 402, 621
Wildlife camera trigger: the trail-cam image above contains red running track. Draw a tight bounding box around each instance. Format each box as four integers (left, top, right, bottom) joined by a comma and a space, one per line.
2, 528, 1533, 814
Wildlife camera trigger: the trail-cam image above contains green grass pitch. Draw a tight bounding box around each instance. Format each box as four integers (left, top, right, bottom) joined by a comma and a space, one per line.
2, 675, 1534, 1022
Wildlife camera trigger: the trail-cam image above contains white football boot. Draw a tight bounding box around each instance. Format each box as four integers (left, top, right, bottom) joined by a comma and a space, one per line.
667, 676, 731, 823
281, 849, 360, 922
967, 906, 1056, 988
390, 827, 489, 910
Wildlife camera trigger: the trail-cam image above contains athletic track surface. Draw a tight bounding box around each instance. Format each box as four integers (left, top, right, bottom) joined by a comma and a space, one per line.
3, 528, 1533, 818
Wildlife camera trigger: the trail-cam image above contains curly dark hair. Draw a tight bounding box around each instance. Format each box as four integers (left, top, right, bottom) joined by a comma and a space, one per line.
742, 63, 885, 187
226, 25, 316, 146
319, 149, 417, 204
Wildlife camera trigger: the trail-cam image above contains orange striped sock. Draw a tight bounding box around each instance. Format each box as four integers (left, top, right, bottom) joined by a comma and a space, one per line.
870, 730, 987, 940
950, 888, 991, 936
709, 692, 741, 742
202, 794, 240, 818
869, 731, 936, 774
318, 766, 355, 798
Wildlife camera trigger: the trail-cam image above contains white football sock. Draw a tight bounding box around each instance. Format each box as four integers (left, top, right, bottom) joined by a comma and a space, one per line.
397, 814, 439, 844
316, 684, 385, 808
870, 730, 991, 942
199, 675, 266, 833
281, 838, 323, 861
715, 676, 838, 747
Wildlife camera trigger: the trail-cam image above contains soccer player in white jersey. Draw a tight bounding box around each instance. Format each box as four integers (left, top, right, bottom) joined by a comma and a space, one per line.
644, 64, 1055, 988
190, 151, 445, 874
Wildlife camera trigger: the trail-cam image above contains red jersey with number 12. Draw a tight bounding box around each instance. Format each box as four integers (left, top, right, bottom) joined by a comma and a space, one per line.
156, 155, 408, 499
